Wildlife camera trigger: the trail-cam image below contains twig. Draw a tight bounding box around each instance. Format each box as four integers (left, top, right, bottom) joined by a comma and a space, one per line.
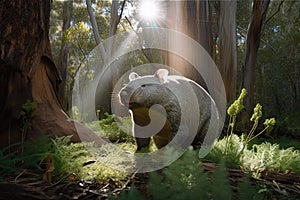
121, 169, 139, 190
264, 0, 285, 26
124, 16, 153, 64
14, 169, 27, 183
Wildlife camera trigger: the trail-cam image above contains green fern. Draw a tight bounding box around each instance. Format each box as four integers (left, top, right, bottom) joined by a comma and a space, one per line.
116, 149, 267, 200
209, 160, 232, 200
238, 174, 265, 200
243, 142, 300, 175
109, 186, 146, 200
149, 149, 210, 200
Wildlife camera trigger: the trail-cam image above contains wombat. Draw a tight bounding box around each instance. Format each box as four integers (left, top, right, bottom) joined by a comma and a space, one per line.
118, 69, 213, 151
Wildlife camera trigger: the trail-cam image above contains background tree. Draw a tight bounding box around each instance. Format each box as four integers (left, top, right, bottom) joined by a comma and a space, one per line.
167, 0, 238, 102
48, 0, 299, 135
215, 0, 238, 102
242, 0, 270, 117
166, 0, 214, 86
58, 0, 73, 109
0, 0, 106, 148
255, 1, 300, 120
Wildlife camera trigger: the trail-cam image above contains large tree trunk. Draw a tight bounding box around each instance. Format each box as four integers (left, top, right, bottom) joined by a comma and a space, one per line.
242, 0, 270, 116
167, 0, 213, 86
217, 0, 238, 102
0, 0, 107, 149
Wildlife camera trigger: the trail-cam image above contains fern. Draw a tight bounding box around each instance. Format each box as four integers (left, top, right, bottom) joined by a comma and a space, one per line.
116, 149, 265, 200
148, 149, 208, 200
209, 160, 232, 200
243, 142, 300, 175
238, 174, 265, 200
109, 186, 146, 200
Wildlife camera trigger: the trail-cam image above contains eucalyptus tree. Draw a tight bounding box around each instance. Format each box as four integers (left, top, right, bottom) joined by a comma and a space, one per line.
0, 0, 107, 148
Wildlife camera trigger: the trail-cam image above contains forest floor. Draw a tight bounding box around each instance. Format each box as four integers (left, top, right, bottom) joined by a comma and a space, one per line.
0, 162, 300, 200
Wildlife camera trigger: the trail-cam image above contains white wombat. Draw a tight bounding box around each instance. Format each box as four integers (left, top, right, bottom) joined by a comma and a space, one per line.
119, 69, 213, 151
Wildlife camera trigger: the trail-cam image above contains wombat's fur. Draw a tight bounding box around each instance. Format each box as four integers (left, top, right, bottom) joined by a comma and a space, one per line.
119, 69, 212, 151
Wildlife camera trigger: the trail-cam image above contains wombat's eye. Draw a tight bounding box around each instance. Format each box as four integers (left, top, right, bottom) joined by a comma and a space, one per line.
140, 84, 146, 88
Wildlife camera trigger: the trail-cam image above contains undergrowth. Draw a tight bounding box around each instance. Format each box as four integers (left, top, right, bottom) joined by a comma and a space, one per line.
111, 149, 265, 200
0, 135, 132, 185
206, 88, 300, 176
86, 112, 134, 143
52, 136, 130, 185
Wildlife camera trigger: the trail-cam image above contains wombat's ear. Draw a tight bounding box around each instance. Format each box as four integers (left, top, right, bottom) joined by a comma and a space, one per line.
155, 69, 169, 83
129, 72, 139, 81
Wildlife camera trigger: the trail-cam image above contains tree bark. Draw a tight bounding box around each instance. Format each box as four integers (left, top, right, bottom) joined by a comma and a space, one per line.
167, 0, 213, 87
217, 0, 237, 102
0, 0, 107, 149
242, 0, 270, 116
86, 0, 105, 58
94, 0, 127, 116
58, 0, 73, 111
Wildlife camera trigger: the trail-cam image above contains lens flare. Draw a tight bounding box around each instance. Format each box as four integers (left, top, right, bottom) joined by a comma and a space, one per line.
138, 0, 160, 22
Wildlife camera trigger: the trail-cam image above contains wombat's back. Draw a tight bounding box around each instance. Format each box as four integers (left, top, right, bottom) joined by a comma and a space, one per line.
167, 75, 212, 147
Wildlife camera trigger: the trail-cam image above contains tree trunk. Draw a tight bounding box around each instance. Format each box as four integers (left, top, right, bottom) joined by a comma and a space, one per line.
167, 0, 213, 87
94, 0, 127, 117
217, 0, 238, 102
242, 0, 270, 116
0, 0, 107, 149
58, 0, 73, 111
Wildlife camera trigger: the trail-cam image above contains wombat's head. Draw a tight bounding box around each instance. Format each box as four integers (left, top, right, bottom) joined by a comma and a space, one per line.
119, 69, 175, 109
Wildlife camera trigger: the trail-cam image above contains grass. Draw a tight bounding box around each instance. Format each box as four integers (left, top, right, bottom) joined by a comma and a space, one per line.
0, 135, 133, 186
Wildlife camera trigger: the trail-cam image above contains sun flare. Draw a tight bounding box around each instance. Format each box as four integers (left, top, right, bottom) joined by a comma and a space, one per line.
138, 0, 160, 22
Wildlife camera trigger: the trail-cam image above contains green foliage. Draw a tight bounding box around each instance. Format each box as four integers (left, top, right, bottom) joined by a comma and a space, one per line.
227, 88, 247, 117
148, 149, 210, 200
0, 135, 130, 185
86, 112, 134, 143
210, 160, 232, 200
117, 149, 265, 200
207, 134, 243, 169
70, 106, 81, 121
225, 88, 247, 155
243, 142, 300, 175
0, 145, 22, 180
224, 89, 276, 158
109, 186, 146, 200
0, 136, 53, 180
207, 133, 300, 176
255, 1, 300, 118
18, 100, 36, 150
206, 88, 300, 176
238, 174, 265, 200
51, 136, 129, 184
65, 21, 91, 49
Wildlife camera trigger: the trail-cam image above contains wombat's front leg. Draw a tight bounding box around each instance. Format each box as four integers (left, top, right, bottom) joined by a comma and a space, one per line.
135, 137, 151, 151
